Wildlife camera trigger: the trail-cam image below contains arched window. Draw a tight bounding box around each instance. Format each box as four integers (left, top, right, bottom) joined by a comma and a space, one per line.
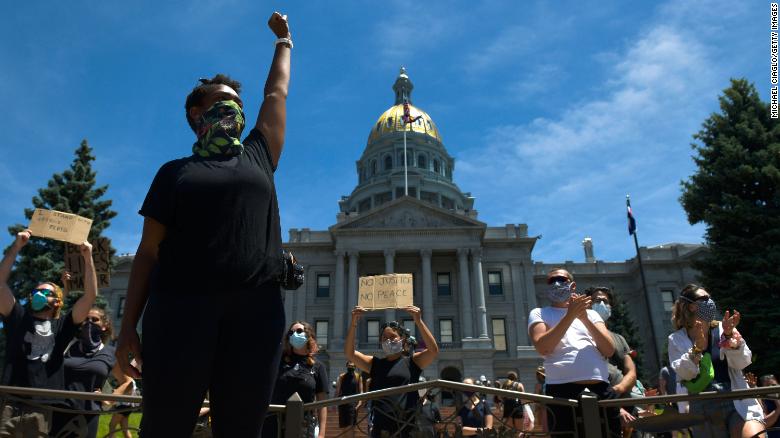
384, 155, 393, 171
370, 160, 377, 176
433, 159, 440, 173
407, 153, 414, 166
386, 117, 394, 127
418, 154, 427, 169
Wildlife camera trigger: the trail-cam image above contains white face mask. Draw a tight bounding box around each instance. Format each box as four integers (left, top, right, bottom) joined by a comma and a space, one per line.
382, 339, 403, 355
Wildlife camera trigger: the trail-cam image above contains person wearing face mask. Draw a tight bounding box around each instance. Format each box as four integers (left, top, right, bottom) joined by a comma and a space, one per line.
345, 305, 440, 438
668, 284, 765, 438
335, 361, 364, 429
114, 11, 293, 438
0, 230, 98, 437
759, 374, 780, 438
52, 307, 117, 437
263, 321, 329, 438
527, 268, 616, 437
585, 287, 637, 436
457, 377, 494, 436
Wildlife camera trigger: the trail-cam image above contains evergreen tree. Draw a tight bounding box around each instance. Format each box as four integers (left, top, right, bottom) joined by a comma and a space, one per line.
609, 291, 646, 381
680, 78, 780, 375
6, 139, 117, 298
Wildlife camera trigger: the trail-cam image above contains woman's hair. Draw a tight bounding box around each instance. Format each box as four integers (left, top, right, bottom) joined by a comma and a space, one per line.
380, 321, 413, 355
39, 282, 64, 319
91, 307, 114, 342
671, 283, 702, 330
282, 320, 318, 366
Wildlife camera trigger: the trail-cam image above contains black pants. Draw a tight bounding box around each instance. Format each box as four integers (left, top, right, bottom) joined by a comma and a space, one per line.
545, 381, 621, 438
139, 283, 286, 438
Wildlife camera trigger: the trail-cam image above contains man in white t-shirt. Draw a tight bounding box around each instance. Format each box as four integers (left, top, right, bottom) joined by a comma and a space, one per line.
528, 268, 616, 437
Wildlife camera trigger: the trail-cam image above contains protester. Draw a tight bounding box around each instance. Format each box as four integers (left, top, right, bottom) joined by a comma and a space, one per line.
104, 365, 139, 438
416, 377, 441, 438
668, 284, 764, 438
527, 268, 615, 437
114, 11, 293, 437
587, 286, 637, 435
759, 374, 780, 438
53, 306, 117, 437
457, 377, 494, 436
263, 321, 329, 438
498, 371, 525, 431
345, 305, 440, 438
0, 230, 97, 436
335, 361, 363, 428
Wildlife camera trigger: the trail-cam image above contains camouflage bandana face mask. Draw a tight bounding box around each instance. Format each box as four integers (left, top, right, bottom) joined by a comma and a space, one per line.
192, 100, 246, 157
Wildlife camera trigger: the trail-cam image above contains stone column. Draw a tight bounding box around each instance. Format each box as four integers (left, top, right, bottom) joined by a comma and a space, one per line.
333, 250, 346, 340
420, 249, 434, 329
457, 248, 474, 339
384, 249, 396, 323
347, 251, 360, 311
509, 261, 529, 345
471, 248, 489, 339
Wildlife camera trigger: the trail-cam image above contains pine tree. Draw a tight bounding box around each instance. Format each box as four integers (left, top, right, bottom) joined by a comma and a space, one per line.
680, 78, 780, 375
6, 139, 117, 298
609, 291, 646, 381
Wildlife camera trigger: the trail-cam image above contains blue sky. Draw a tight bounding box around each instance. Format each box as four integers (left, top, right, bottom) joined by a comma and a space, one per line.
0, 1, 767, 263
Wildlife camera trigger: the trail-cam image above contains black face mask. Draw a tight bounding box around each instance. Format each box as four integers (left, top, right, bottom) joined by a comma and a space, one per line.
347, 367, 355, 372
77, 321, 103, 356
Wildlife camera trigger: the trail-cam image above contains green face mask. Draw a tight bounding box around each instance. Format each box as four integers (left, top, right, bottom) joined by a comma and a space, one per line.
192, 100, 246, 158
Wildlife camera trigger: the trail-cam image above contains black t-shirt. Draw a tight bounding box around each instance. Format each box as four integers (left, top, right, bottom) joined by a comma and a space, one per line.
458, 399, 493, 428
140, 128, 283, 294
2, 302, 78, 403
339, 372, 359, 396
63, 343, 116, 411
369, 355, 422, 429
271, 355, 329, 404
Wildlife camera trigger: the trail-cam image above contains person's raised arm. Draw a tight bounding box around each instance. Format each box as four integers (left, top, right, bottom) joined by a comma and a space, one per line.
407, 306, 439, 369
0, 230, 30, 317
529, 295, 586, 356
256, 11, 291, 168
71, 241, 97, 324
115, 217, 166, 379
344, 306, 373, 373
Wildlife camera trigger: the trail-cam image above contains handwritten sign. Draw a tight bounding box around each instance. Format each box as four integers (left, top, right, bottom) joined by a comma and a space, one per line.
65, 237, 111, 289
28, 209, 92, 245
358, 274, 413, 310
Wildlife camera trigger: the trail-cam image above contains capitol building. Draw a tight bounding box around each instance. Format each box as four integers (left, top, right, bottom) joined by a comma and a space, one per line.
107, 69, 704, 389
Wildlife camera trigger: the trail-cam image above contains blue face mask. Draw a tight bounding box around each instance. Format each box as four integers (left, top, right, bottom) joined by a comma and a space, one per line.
696, 298, 717, 323
289, 331, 308, 349
31, 290, 52, 312
592, 301, 611, 321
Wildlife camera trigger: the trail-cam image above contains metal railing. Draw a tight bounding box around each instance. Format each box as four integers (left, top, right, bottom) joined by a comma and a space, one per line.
0, 381, 777, 437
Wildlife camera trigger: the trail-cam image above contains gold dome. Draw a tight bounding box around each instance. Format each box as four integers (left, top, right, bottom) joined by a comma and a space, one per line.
368, 104, 442, 143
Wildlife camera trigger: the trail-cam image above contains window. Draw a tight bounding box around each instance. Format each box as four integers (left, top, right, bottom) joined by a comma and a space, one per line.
316, 274, 331, 298
117, 296, 126, 318
433, 159, 440, 173
386, 117, 394, 127
488, 271, 503, 295
358, 198, 371, 213
492, 318, 507, 351
315, 320, 329, 348
384, 155, 393, 171
418, 154, 427, 169
367, 320, 380, 344
661, 290, 675, 312
437, 273, 451, 296
440, 319, 453, 343
370, 160, 377, 176
407, 153, 414, 166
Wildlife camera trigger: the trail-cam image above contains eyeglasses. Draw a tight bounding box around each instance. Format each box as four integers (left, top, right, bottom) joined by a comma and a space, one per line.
287, 327, 305, 336
681, 295, 710, 303
592, 297, 609, 304
547, 276, 570, 285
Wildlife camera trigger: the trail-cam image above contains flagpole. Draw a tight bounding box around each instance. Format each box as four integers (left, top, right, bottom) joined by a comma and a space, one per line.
627, 194, 660, 368
403, 123, 409, 196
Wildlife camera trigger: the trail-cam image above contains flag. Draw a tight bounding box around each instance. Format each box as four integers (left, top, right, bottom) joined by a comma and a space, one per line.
402, 102, 420, 124
627, 197, 636, 235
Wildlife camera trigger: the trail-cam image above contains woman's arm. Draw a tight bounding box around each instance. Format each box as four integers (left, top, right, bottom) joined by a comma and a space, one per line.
316, 391, 327, 438
115, 218, 166, 379
257, 12, 291, 168
407, 306, 439, 369
668, 332, 700, 381
0, 230, 29, 317
71, 241, 97, 324
344, 306, 373, 373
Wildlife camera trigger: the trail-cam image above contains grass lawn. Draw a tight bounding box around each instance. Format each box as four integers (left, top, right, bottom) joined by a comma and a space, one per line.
96, 413, 141, 437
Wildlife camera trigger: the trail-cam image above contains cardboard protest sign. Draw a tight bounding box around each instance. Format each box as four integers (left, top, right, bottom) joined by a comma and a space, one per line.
358, 274, 413, 310
65, 237, 111, 289
28, 209, 92, 245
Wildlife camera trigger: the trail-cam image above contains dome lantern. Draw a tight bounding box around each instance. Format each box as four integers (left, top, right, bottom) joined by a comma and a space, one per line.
393, 67, 414, 105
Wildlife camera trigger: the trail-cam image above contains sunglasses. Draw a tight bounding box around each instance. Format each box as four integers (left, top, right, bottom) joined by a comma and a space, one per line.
86, 316, 102, 323
287, 327, 305, 336
31, 288, 53, 296
547, 276, 570, 285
